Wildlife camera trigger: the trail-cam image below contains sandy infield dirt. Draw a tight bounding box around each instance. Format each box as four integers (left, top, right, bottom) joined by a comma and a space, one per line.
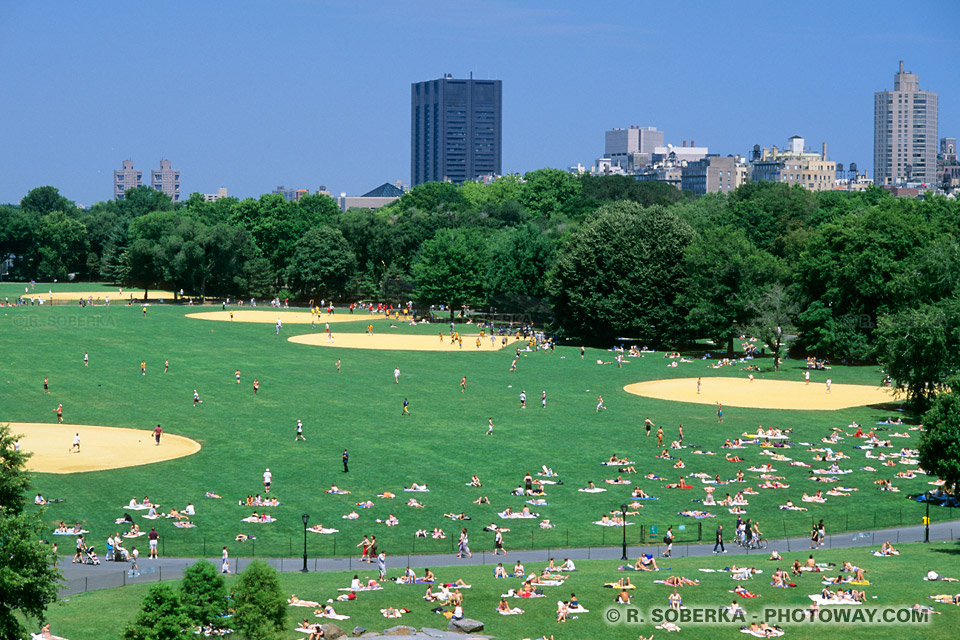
623, 377, 896, 411
7, 423, 201, 474
288, 331, 510, 352
187, 310, 381, 324
14, 290, 175, 302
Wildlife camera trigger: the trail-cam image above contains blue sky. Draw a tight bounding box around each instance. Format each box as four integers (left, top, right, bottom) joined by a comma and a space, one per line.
1, 1, 958, 206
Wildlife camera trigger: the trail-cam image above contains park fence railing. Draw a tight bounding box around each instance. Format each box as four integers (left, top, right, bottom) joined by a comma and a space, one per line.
143, 502, 932, 561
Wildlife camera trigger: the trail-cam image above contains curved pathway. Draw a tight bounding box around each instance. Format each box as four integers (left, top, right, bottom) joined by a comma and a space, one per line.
58, 517, 960, 596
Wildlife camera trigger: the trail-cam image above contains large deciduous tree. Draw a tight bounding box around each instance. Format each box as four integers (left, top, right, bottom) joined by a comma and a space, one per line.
875, 300, 960, 408
231, 561, 286, 640
412, 228, 489, 316
486, 223, 554, 298
122, 584, 192, 640
547, 202, 694, 344
680, 226, 778, 355
0, 423, 61, 639
919, 382, 960, 495
179, 560, 227, 629
285, 226, 357, 300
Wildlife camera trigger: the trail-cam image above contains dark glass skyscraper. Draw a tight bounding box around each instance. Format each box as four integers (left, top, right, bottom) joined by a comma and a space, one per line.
411, 76, 502, 186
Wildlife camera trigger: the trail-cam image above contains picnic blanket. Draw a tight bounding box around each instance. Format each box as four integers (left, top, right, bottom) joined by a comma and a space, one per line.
53, 529, 88, 535
308, 527, 339, 534
578, 488, 607, 493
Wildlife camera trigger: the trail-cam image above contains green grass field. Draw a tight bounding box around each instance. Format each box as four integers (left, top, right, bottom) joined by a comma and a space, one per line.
0, 291, 935, 565
38, 543, 960, 640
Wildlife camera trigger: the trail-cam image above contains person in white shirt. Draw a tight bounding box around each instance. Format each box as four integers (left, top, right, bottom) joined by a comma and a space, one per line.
184, 503, 195, 516
560, 558, 576, 571
263, 468, 272, 493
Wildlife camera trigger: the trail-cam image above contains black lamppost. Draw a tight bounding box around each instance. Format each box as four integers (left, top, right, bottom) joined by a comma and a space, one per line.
621, 503, 629, 561
924, 500, 930, 544
301, 513, 310, 572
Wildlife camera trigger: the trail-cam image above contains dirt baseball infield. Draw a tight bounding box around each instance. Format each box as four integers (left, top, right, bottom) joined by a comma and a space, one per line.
288, 331, 509, 352
15, 290, 175, 302
8, 423, 201, 474
623, 377, 896, 411
186, 310, 380, 324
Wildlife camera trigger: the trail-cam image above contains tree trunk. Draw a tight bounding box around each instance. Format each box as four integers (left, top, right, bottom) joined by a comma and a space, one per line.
727, 335, 735, 357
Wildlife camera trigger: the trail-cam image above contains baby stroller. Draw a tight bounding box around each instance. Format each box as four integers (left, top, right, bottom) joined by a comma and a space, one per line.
83, 545, 100, 565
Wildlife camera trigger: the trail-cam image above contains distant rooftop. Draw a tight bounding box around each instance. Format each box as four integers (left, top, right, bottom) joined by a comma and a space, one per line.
362, 182, 405, 198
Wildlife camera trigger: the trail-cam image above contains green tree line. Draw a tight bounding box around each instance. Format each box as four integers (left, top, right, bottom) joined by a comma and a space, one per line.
4, 175, 960, 406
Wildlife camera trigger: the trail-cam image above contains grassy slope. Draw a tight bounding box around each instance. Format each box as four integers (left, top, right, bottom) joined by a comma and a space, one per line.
0, 301, 934, 563
37, 543, 960, 640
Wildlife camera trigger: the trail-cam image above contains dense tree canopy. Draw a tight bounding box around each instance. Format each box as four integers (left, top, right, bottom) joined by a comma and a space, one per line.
547, 202, 694, 344
0, 423, 61, 639
919, 383, 960, 495
3, 175, 960, 386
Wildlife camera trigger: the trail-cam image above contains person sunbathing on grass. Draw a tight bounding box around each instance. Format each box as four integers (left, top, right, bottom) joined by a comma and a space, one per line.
540, 519, 554, 529
664, 575, 699, 587
513, 561, 526, 576
734, 585, 757, 598
673, 459, 685, 469
499, 598, 523, 615
615, 589, 631, 604
632, 487, 650, 498
636, 556, 658, 571
494, 563, 508, 578
469, 475, 482, 487
879, 540, 898, 555
377, 491, 395, 499
657, 450, 673, 459
407, 482, 428, 491
668, 589, 683, 610
204, 492, 221, 499
342, 511, 359, 520
926, 570, 959, 582
473, 496, 490, 504
327, 485, 350, 494
407, 498, 424, 508
355, 500, 374, 509
288, 594, 321, 607
608, 454, 629, 464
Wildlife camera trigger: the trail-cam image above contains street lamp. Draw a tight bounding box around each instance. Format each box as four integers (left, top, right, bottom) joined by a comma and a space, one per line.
301, 514, 310, 572
621, 503, 629, 561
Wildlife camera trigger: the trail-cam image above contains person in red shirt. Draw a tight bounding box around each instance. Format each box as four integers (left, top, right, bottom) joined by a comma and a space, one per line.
154, 425, 162, 446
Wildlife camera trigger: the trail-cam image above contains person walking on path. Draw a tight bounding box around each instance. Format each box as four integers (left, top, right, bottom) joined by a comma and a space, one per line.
494, 529, 507, 556
73, 535, 84, 563
457, 528, 472, 559
221, 546, 230, 573
368, 536, 378, 563
377, 550, 386, 580
713, 525, 726, 554
663, 526, 674, 558
154, 424, 162, 446
342, 449, 349, 473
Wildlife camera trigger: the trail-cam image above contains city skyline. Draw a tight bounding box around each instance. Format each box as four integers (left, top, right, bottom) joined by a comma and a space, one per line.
1, 1, 958, 205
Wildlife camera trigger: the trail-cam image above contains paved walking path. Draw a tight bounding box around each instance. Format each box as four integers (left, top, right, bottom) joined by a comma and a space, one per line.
58, 518, 960, 596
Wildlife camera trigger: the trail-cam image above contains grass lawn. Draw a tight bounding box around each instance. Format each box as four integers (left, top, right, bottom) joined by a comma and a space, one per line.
36, 543, 960, 640
0, 299, 935, 564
